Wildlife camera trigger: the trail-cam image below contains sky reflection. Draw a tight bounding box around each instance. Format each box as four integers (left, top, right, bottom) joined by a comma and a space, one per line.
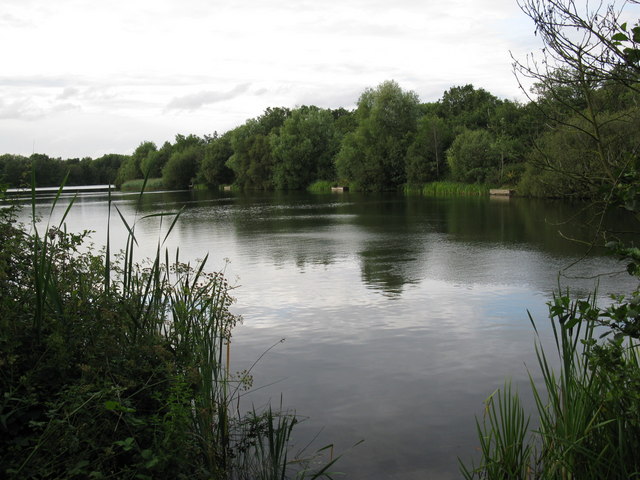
12, 189, 636, 479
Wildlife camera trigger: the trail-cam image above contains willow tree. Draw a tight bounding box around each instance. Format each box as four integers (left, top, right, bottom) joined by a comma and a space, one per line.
271, 106, 340, 190
336, 80, 420, 191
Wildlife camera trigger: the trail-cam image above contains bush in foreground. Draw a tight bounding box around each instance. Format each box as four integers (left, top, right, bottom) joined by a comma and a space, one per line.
460, 291, 640, 479
0, 190, 337, 479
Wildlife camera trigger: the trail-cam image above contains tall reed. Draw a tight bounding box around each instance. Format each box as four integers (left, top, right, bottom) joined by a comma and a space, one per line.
417, 181, 490, 197
307, 180, 335, 193
460, 292, 640, 479
120, 177, 166, 191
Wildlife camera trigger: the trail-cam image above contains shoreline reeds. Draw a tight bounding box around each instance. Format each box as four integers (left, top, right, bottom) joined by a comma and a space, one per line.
460, 293, 640, 479
416, 181, 490, 197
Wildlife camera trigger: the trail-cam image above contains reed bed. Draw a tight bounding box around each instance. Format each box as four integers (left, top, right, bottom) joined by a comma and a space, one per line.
306, 180, 335, 193
417, 181, 490, 196
120, 177, 166, 191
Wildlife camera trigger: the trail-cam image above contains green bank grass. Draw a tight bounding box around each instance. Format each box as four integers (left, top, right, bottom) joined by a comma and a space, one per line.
419, 181, 490, 196
121, 177, 166, 191
307, 180, 335, 193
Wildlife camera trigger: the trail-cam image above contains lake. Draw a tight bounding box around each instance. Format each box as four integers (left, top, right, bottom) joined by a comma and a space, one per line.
14, 189, 636, 479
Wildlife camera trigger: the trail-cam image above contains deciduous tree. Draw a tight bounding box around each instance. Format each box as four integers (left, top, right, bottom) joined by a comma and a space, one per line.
271, 106, 339, 190
336, 80, 419, 190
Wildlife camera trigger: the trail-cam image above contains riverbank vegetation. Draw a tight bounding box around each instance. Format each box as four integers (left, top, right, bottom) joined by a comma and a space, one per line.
459, 0, 640, 477
1, 0, 640, 476
0, 187, 339, 479
0, 85, 539, 194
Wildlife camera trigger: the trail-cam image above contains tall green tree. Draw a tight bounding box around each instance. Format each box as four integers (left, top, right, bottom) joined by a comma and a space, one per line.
162, 145, 202, 190
0, 154, 29, 187
92, 154, 126, 184
336, 80, 420, 190
31, 154, 65, 187
226, 108, 289, 189
67, 157, 97, 185
330, 107, 357, 136
405, 115, 453, 185
141, 141, 172, 178
271, 106, 340, 190
199, 134, 234, 187
446, 129, 498, 184
514, 0, 640, 199
173, 134, 205, 153
438, 85, 501, 130
115, 141, 156, 187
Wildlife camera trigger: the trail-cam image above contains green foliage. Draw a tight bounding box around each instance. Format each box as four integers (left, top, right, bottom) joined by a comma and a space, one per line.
226, 109, 290, 190
330, 107, 357, 136
447, 129, 498, 184
30, 154, 66, 187
116, 141, 157, 188
438, 84, 500, 130
162, 145, 202, 190
199, 134, 234, 187
460, 383, 533, 479
0, 154, 30, 187
405, 115, 453, 184
336, 80, 420, 191
271, 106, 340, 190
518, 107, 640, 198
464, 2, 640, 477
0, 153, 125, 188
173, 133, 205, 153
141, 142, 172, 178
461, 292, 640, 479
418, 181, 489, 196
121, 178, 165, 192
307, 180, 335, 193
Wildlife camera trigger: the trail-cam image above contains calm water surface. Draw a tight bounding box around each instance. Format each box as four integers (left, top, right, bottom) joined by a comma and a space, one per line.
15, 190, 636, 479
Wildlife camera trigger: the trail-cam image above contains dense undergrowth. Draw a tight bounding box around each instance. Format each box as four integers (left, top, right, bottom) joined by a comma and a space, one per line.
0, 185, 338, 479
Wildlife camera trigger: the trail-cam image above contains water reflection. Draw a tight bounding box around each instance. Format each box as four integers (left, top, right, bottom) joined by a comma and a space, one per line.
11, 189, 638, 479
16, 189, 633, 299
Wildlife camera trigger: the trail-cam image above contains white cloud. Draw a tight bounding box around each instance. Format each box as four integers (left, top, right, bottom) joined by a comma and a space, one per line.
0, 0, 556, 157
166, 84, 251, 111
0, 98, 44, 120
58, 87, 80, 100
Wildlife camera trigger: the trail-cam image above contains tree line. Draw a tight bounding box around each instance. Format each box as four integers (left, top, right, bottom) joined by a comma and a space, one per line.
1, 73, 638, 198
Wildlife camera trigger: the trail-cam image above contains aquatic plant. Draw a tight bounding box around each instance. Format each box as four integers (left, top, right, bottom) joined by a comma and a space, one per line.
307, 180, 335, 193
460, 293, 640, 479
418, 181, 490, 197
120, 177, 166, 191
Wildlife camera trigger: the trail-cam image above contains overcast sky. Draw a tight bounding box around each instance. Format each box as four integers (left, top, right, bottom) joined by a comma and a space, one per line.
0, 0, 562, 158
